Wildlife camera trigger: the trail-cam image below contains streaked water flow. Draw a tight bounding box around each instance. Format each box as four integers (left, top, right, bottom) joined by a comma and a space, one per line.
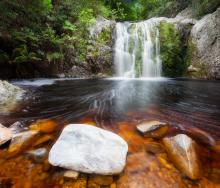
114, 19, 162, 77
1, 78, 220, 140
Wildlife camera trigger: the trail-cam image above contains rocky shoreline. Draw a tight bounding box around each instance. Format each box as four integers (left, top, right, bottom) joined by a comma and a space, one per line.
0, 80, 25, 114
0, 117, 219, 187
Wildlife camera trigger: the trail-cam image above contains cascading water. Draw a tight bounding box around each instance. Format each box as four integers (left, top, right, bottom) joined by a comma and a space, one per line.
114, 19, 162, 78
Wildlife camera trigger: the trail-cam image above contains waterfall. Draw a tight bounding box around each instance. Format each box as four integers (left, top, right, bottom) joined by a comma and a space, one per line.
114, 19, 162, 78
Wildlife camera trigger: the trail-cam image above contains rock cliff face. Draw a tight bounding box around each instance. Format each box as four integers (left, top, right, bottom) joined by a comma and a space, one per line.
0, 80, 24, 113
65, 16, 116, 78
189, 7, 220, 79
148, 6, 219, 80
59, 8, 220, 80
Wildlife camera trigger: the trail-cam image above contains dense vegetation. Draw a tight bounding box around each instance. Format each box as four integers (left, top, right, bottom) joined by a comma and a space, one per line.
0, 0, 219, 78
0, 0, 117, 78
107, 0, 220, 20
159, 22, 187, 77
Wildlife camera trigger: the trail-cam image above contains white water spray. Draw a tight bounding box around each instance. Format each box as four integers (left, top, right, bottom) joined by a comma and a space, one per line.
114, 19, 162, 78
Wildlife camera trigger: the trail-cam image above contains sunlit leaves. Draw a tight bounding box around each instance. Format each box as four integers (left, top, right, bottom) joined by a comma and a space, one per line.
78, 8, 96, 27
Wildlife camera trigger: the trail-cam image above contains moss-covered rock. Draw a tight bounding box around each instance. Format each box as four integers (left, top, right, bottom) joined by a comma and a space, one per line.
159, 22, 187, 77
85, 25, 114, 77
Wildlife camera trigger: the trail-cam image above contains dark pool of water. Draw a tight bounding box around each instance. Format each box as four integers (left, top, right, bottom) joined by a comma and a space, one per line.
1, 78, 220, 140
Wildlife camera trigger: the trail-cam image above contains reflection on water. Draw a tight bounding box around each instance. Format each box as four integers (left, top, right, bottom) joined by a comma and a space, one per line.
2, 78, 220, 139
0, 78, 220, 187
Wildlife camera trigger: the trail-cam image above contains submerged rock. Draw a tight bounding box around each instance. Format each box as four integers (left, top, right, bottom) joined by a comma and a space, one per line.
49, 124, 128, 175
0, 124, 12, 146
0, 80, 24, 113
117, 152, 188, 188
30, 119, 57, 133
63, 170, 79, 180
88, 174, 114, 187
163, 134, 202, 180
33, 134, 55, 147
9, 121, 27, 134
145, 141, 165, 154
9, 130, 39, 154
212, 140, 220, 154
26, 148, 48, 163
137, 120, 169, 138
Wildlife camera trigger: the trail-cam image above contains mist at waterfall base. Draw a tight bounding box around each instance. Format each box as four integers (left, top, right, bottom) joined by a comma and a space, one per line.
1, 78, 220, 143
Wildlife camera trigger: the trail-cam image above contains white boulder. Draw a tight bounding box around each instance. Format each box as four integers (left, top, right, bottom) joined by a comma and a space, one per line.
49, 124, 128, 175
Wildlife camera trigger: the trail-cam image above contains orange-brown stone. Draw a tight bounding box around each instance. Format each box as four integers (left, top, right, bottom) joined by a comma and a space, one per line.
117, 152, 189, 188
163, 134, 202, 180
30, 119, 58, 133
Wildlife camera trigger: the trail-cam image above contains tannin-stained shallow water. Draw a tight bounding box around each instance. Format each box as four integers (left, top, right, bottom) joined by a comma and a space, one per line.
0, 78, 220, 188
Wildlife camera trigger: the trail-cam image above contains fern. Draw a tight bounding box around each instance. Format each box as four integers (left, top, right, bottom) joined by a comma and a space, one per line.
46, 52, 63, 62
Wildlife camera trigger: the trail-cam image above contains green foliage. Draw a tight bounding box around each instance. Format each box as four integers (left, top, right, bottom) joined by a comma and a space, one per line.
63, 21, 77, 32
97, 27, 113, 45
0, 50, 9, 63
0, 0, 118, 74
78, 8, 96, 27
13, 44, 42, 63
159, 22, 187, 77
46, 52, 63, 62
191, 0, 220, 18
0, 0, 218, 78
105, 0, 219, 20
186, 37, 196, 66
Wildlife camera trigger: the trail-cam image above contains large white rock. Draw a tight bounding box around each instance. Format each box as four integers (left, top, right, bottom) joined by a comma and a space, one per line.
49, 124, 128, 175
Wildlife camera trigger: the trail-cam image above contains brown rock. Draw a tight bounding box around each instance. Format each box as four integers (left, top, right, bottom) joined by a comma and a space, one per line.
30, 119, 57, 133
89, 175, 113, 186
43, 160, 51, 172
63, 174, 87, 188
63, 170, 79, 180
117, 152, 188, 188
33, 134, 54, 147
25, 148, 48, 163
209, 168, 220, 183
137, 120, 169, 138
9, 121, 26, 134
145, 141, 165, 154
0, 124, 12, 146
110, 183, 117, 188
88, 181, 101, 188
211, 140, 220, 154
163, 134, 202, 180
8, 130, 39, 154
0, 177, 13, 188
